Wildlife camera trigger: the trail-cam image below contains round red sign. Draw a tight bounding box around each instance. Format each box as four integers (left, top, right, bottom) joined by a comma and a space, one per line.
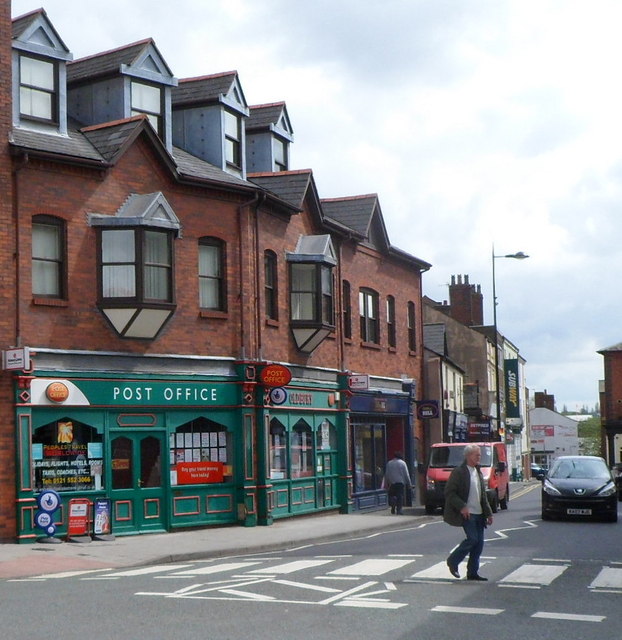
260, 364, 292, 387
46, 381, 70, 403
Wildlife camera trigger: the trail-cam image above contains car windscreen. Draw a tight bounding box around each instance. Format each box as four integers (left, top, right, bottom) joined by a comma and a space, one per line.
429, 445, 492, 468
549, 458, 611, 480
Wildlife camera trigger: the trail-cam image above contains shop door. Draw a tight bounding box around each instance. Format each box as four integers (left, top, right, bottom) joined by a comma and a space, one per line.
109, 431, 167, 535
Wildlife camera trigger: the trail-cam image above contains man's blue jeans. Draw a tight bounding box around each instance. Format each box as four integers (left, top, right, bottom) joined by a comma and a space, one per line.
447, 513, 485, 578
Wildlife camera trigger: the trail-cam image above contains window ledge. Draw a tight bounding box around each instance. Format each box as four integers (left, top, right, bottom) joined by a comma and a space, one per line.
32, 297, 68, 307
409, 349, 417, 357
388, 346, 397, 353
360, 341, 381, 350
344, 337, 353, 345
265, 318, 280, 328
199, 309, 228, 320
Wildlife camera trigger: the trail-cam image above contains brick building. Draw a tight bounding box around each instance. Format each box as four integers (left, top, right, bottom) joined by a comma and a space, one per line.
598, 342, 622, 467
0, 7, 430, 540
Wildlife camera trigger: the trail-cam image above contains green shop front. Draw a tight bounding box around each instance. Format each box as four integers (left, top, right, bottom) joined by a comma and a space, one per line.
14, 361, 350, 541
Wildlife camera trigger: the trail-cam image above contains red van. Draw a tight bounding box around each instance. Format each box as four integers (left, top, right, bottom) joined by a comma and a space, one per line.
424, 441, 509, 515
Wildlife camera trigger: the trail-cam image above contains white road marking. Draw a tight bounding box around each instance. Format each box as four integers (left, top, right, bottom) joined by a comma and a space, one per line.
432, 605, 503, 615
171, 561, 262, 575
499, 563, 568, 588
532, 612, 605, 623
248, 560, 334, 574
328, 558, 415, 576
589, 566, 622, 591
407, 559, 489, 581
10, 569, 111, 582
103, 564, 193, 577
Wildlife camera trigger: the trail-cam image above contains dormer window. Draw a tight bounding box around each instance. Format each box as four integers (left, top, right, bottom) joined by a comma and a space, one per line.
89, 192, 180, 339
274, 138, 288, 172
287, 235, 336, 353
19, 54, 57, 122
131, 81, 162, 135
224, 110, 242, 169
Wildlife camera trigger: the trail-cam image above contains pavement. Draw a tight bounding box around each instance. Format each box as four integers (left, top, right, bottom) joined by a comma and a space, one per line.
0, 481, 536, 580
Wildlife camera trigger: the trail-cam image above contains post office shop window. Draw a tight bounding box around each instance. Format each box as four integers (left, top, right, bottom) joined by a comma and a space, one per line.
20, 54, 57, 122
170, 417, 230, 466
32, 215, 66, 298
199, 237, 227, 311
32, 419, 104, 492
316, 419, 336, 451
291, 419, 314, 479
270, 418, 288, 479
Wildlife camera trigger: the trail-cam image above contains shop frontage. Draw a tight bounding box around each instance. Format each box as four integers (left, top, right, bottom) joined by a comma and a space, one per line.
13, 358, 352, 541
349, 385, 416, 511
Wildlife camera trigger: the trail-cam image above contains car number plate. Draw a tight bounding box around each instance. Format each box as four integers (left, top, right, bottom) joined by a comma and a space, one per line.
567, 508, 591, 515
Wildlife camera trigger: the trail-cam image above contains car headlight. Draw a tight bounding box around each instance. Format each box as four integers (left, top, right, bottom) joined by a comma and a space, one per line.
597, 482, 617, 497
543, 480, 561, 496
426, 479, 435, 490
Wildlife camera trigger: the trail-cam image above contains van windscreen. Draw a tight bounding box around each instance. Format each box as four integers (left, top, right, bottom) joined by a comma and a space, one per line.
429, 445, 492, 468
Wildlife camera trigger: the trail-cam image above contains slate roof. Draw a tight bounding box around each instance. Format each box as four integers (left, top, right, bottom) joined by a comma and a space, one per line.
12, 8, 40, 39
247, 103, 286, 131
81, 116, 153, 162
173, 146, 256, 190
248, 170, 312, 209
172, 72, 238, 107
424, 323, 447, 356
598, 343, 622, 354
321, 194, 377, 237
67, 38, 172, 83
10, 127, 105, 163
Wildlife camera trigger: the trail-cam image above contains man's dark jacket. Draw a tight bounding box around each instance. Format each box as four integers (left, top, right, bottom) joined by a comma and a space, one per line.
443, 462, 493, 527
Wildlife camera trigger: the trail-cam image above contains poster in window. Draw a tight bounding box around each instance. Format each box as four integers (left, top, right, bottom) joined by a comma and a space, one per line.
176, 433, 184, 448
219, 431, 226, 446
193, 432, 201, 447
201, 433, 209, 447
184, 433, 193, 448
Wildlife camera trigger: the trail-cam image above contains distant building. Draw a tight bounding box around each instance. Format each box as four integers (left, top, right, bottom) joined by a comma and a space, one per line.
529, 407, 580, 467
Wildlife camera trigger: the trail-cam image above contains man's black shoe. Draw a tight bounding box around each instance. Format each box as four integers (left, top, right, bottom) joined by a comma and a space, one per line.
467, 575, 488, 581
446, 560, 460, 578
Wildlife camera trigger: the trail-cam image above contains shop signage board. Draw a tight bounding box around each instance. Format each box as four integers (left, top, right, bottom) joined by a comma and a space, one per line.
35, 489, 61, 539
25, 378, 239, 407
67, 498, 90, 539
417, 400, 439, 419
176, 461, 224, 484
259, 364, 292, 387
93, 498, 113, 538
348, 375, 369, 390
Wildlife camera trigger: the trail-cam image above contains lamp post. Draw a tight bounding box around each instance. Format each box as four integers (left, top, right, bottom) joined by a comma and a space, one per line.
491, 246, 529, 441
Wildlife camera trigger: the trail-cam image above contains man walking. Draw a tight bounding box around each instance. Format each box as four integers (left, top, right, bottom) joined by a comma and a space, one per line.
384, 451, 412, 515
444, 444, 493, 581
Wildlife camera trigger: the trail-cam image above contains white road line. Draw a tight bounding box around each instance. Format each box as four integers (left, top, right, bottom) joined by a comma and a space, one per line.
102, 564, 193, 577
10, 568, 112, 581
499, 563, 568, 587
248, 560, 334, 574
408, 559, 489, 581
334, 600, 407, 610
328, 558, 415, 576
171, 562, 262, 575
589, 566, 622, 590
532, 612, 605, 623
432, 605, 503, 615
271, 579, 340, 593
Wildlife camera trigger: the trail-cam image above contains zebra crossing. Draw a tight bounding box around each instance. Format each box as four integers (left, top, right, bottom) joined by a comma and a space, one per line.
9, 553, 622, 614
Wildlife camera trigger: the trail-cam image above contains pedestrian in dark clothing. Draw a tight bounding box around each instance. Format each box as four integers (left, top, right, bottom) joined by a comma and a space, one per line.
384, 451, 412, 515
444, 444, 493, 581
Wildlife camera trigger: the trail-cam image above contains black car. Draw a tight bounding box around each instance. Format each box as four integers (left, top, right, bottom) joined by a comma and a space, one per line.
541, 455, 618, 523
530, 464, 547, 480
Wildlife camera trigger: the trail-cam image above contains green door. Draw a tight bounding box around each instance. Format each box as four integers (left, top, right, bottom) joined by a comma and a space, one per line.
109, 430, 167, 535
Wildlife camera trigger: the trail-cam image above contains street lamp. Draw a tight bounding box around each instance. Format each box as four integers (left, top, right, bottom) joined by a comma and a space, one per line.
491, 246, 529, 441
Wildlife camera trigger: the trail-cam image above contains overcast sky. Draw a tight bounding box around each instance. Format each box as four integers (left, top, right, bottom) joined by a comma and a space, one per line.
12, 0, 622, 412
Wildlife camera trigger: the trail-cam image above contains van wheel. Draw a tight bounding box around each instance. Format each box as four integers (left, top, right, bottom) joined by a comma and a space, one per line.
499, 487, 509, 510
489, 493, 499, 513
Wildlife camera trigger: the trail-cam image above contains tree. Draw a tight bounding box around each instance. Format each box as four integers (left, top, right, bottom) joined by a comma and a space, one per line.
577, 416, 601, 456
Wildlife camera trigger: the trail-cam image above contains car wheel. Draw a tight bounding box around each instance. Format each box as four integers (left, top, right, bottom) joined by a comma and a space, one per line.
541, 511, 551, 520
499, 487, 509, 510
424, 505, 436, 515
607, 512, 618, 523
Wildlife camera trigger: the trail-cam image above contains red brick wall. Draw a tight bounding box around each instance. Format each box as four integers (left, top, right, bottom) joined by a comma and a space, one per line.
15, 138, 251, 357
0, 0, 16, 539
602, 352, 622, 422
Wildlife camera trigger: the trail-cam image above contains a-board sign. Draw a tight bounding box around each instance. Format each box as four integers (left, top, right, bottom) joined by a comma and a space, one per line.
67, 498, 90, 537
